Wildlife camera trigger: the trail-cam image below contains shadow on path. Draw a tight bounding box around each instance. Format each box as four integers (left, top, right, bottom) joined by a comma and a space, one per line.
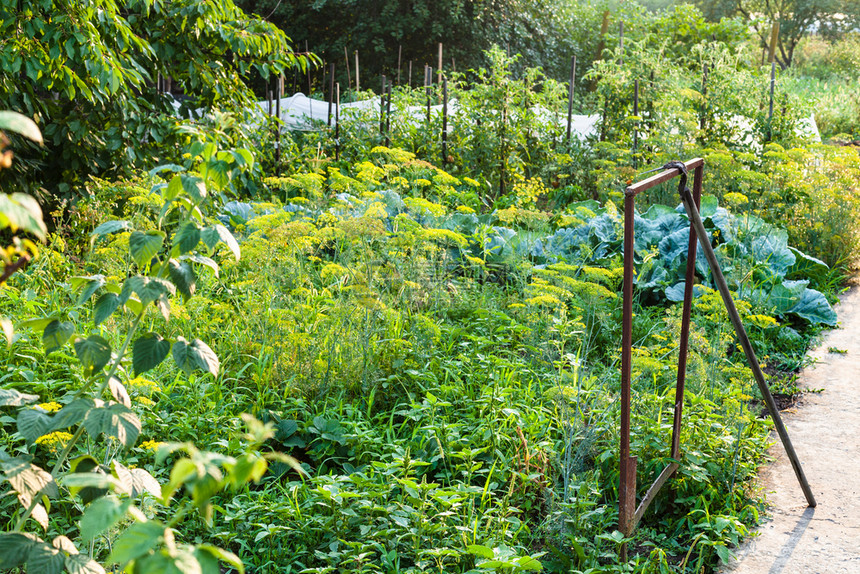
767, 507, 815, 574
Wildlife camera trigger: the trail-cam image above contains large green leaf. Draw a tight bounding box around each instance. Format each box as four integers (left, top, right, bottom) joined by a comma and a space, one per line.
167, 259, 196, 300
74, 335, 112, 376
751, 231, 794, 277
113, 460, 161, 498
174, 221, 201, 254
0, 110, 43, 142
17, 408, 53, 443
133, 333, 171, 376
93, 293, 121, 326
182, 174, 207, 202
26, 540, 65, 574
200, 224, 240, 261
107, 520, 166, 565
185, 254, 219, 277
51, 399, 95, 431
79, 495, 130, 541
43, 320, 74, 353
1, 456, 54, 497
172, 337, 219, 377
129, 231, 165, 267
0, 193, 47, 240
90, 220, 132, 244
0, 388, 39, 407
786, 288, 838, 326
65, 553, 107, 574
72, 274, 106, 305
0, 532, 37, 569
120, 276, 175, 308
84, 403, 141, 448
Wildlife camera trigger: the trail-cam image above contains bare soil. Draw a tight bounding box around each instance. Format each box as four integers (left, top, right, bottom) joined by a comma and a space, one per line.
719, 284, 860, 574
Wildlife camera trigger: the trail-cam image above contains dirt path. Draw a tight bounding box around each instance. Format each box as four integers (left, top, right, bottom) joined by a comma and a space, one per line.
719, 284, 860, 574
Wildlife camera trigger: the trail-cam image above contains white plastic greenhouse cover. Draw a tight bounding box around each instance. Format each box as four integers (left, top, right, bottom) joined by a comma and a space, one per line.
255, 92, 603, 140
174, 92, 819, 143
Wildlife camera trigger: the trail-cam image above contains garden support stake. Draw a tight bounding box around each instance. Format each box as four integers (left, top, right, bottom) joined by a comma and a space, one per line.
678, 172, 817, 509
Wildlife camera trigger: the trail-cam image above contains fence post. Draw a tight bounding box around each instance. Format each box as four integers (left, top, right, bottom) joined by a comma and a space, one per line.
442, 75, 448, 163
566, 55, 576, 145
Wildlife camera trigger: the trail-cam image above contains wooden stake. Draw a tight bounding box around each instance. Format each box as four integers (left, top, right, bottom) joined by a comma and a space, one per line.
335, 82, 340, 161
442, 75, 448, 163
354, 50, 360, 91
397, 45, 402, 85
768, 61, 776, 140
619, 22, 624, 65
275, 77, 282, 163
632, 79, 638, 167
385, 81, 392, 147
344, 46, 352, 91
768, 21, 780, 64
566, 55, 576, 144
380, 75, 386, 135
699, 63, 709, 135
408, 60, 412, 88
437, 43, 443, 83
328, 63, 335, 127
305, 40, 312, 94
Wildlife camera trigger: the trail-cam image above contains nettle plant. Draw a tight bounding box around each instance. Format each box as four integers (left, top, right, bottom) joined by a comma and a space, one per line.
0, 143, 294, 573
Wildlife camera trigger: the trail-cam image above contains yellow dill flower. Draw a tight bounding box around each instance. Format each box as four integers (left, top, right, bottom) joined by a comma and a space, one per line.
139, 440, 163, 451
37, 401, 62, 413
126, 377, 160, 396
137, 396, 155, 406
724, 192, 749, 207
36, 431, 74, 451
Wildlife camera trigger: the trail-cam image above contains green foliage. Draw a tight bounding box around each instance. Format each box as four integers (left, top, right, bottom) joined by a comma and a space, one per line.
0, 142, 303, 573
0, 0, 312, 198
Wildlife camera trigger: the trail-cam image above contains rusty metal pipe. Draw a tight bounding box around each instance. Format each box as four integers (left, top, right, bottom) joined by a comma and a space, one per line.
671, 164, 702, 459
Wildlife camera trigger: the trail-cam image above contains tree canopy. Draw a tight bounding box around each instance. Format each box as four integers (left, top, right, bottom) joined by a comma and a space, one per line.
0, 0, 310, 199
695, 0, 860, 67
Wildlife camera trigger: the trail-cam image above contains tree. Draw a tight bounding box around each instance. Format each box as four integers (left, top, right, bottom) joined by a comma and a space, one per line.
236, 0, 599, 88
0, 0, 311, 200
695, 0, 860, 67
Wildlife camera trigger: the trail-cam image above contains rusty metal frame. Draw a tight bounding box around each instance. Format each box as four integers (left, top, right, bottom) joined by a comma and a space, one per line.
619, 158, 704, 539
618, 159, 816, 549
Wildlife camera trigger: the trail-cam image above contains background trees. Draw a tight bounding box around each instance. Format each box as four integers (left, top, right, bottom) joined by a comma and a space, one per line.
695, 0, 860, 67
0, 0, 309, 200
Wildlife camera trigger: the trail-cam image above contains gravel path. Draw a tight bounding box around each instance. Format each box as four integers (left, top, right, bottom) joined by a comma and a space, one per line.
719, 284, 860, 574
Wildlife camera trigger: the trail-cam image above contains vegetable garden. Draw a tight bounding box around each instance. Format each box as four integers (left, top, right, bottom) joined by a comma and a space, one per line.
2, 1, 860, 573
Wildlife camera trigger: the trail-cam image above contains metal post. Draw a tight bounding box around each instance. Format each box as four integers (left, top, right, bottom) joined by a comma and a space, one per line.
385, 81, 392, 147
566, 55, 576, 145
335, 82, 340, 161
442, 75, 448, 163
380, 75, 386, 136
632, 79, 639, 168
344, 46, 351, 92
768, 62, 776, 141
699, 63, 709, 137
671, 165, 702, 459
328, 63, 335, 127
619, 189, 638, 540
355, 50, 360, 91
